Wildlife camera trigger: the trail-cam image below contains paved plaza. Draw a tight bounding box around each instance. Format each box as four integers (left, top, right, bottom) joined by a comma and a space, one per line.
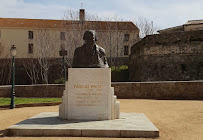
0, 99, 202, 140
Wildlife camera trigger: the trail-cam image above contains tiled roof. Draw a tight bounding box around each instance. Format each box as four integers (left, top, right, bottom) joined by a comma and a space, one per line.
158, 19, 203, 33
158, 25, 184, 33
185, 19, 203, 25
0, 18, 138, 31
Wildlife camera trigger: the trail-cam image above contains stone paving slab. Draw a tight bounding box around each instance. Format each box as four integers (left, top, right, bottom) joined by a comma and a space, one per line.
5, 112, 159, 138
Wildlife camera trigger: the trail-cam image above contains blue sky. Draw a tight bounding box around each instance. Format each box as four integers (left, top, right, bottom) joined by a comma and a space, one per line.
0, 0, 202, 29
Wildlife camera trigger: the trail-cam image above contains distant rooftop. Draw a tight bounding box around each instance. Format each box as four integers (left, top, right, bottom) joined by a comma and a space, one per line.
0, 18, 139, 31
185, 19, 203, 25
158, 19, 203, 33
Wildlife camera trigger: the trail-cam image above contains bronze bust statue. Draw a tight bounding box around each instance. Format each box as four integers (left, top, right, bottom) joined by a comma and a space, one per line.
72, 30, 109, 68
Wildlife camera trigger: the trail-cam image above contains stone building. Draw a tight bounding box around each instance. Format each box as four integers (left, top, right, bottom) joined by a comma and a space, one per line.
0, 9, 139, 84
129, 30, 203, 81
0, 9, 139, 61
158, 19, 203, 34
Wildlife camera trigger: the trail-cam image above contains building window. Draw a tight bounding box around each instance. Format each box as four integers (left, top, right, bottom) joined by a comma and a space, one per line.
124, 34, 129, 41
124, 46, 129, 55
60, 32, 65, 40
28, 44, 33, 53
60, 44, 65, 49
28, 31, 33, 39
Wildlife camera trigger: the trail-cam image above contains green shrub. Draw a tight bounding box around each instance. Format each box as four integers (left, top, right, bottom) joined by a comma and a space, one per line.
111, 65, 129, 82
54, 78, 65, 84
54, 66, 129, 83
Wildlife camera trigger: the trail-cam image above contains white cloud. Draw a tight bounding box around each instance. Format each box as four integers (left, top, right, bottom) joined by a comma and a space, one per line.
111, 0, 203, 29
0, 0, 202, 29
0, 0, 68, 19
86, 10, 119, 21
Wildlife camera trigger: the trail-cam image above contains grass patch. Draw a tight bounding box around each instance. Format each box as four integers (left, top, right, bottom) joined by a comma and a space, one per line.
0, 98, 62, 106
54, 78, 65, 84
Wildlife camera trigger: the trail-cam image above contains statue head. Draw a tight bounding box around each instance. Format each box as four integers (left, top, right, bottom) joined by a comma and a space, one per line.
83, 30, 98, 45
72, 30, 109, 68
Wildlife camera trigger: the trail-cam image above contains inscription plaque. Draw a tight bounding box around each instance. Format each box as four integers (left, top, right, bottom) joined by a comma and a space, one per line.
59, 68, 117, 120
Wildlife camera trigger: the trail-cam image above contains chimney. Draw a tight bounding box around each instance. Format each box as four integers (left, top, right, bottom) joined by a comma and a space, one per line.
79, 9, 85, 23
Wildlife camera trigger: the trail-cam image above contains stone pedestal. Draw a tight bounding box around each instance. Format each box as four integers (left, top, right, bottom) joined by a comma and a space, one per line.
5, 69, 160, 138
59, 68, 120, 120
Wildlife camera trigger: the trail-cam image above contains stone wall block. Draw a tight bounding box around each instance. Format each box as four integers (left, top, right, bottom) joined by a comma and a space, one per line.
0, 82, 202, 100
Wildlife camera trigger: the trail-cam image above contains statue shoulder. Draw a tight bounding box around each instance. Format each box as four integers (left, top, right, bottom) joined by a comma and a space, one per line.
74, 45, 84, 53
97, 45, 106, 55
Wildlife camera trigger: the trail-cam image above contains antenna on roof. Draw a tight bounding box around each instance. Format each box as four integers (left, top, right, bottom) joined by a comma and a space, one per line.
81, 3, 83, 9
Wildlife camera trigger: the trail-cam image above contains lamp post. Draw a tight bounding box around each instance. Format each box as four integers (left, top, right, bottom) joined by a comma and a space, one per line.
10, 45, 16, 109
59, 48, 68, 80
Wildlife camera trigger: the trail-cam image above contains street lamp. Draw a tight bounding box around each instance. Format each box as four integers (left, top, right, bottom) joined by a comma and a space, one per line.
10, 45, 16, 109
59, 48, 67, 80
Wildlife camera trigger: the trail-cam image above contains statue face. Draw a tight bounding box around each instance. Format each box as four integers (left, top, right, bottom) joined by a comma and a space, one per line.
84, 30, 96, 46
85, 32, 95, 42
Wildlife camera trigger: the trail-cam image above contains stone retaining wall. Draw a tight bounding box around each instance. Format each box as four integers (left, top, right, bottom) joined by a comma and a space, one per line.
0, 81, 203, 99
0, 84, 64, 98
